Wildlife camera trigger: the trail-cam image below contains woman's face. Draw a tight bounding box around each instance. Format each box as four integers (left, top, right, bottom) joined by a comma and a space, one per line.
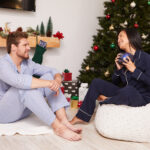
118, 31, 130, 51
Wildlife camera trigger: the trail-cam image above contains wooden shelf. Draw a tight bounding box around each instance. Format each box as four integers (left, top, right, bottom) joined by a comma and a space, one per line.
0, 36, 60, 48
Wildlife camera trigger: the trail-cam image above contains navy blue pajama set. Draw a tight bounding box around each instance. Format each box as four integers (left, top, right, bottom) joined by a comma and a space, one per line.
76, 50, 150, 122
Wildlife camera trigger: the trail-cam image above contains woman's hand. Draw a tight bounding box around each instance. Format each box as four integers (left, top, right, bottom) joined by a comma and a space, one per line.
122, 56, 136, 72
115, 53, 123, 70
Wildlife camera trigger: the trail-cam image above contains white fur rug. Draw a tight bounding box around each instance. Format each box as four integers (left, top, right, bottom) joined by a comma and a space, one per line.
0, 114, 53, 136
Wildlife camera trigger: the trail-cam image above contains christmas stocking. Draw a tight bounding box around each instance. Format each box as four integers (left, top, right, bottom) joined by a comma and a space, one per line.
32, 40, 47, 64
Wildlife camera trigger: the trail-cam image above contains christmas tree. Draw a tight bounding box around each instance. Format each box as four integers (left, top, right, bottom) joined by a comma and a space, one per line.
46, 17, 53, 37
40, 22, 45, 36
78, 0, 150, 85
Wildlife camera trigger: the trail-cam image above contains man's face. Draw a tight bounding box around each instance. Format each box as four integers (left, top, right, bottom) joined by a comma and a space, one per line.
16, 38, 30, 60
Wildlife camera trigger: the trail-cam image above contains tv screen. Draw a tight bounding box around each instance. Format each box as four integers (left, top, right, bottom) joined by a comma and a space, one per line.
0, 0, 36, 12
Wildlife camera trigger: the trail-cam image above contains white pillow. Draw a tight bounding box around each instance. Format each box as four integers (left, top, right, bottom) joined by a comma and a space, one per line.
95, 103, 150, 142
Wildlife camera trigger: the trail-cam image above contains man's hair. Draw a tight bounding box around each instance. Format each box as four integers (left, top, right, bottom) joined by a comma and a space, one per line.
7, 31, 28, 53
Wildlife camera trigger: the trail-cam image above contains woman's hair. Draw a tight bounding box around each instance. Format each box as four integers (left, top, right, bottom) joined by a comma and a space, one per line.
121, 28, 142, 50
7, 31, 28, 54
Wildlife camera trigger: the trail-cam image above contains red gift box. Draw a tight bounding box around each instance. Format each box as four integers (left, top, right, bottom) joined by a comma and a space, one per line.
63, 72, 72, 81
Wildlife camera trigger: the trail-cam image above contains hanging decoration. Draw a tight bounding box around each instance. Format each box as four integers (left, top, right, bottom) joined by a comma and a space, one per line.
110, 43, 115, 48
134, 23, 139, 28
93, 45, 99, 51
109, 25, 114, 30
130, 1, 136, 8
86, 66, 90, 71
106, 14, 111, 19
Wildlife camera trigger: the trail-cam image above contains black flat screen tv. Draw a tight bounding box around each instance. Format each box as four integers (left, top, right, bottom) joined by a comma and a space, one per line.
0, 0, 36, 12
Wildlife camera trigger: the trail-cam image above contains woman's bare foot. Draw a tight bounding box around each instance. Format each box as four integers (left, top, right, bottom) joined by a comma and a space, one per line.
51, 119, 81, 141
70, 116, 87, 125
61, 120, 82, 134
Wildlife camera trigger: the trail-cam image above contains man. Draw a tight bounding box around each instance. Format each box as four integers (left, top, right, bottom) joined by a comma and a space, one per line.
0, 31, 81, 141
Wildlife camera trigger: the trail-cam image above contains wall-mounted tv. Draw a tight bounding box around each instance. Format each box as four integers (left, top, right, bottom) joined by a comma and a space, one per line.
0, 0, 36, 12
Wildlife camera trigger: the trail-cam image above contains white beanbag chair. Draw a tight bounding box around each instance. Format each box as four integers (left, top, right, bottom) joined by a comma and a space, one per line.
95, 103, 150, 142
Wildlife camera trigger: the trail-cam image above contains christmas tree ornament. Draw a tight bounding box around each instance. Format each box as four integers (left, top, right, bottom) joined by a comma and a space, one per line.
93, 45, 99, 51
134, 23, 139, 28
53, 31, 64, 39
110, 43, 115, 48
109, 25, 114, 30
86, 66, 90, 71
104, 70, 110, 77
148, 0, 150, 5
130, 1, 136, 8
111, 0, 115, 3
142, 34, 148, 39
106, 14, 111, 19
124, 21, 128, 25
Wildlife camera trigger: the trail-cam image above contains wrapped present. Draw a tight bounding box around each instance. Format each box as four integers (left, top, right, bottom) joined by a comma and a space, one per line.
79, 83, 88, 101
71, 96, 79, 109
62, 80, 79, 97
62, 69, 72, 81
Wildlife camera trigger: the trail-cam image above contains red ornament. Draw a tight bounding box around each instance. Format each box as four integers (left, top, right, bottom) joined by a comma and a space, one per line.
53, 31, 64, 40
93, 45, 99, 51
106, 14, 111, 19
0, 27, 3, 32
111, 0, 115, 2
134, 23, 139, 28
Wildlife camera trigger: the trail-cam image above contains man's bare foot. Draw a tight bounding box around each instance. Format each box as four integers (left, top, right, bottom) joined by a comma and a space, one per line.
61, 120, 82, 134
70, 116, 87, 125
52, 119, 82, 141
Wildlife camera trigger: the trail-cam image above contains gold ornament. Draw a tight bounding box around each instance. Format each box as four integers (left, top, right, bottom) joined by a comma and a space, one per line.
104, 70, 110, 77
109, 25, 114, 30
86, 66, 90, 71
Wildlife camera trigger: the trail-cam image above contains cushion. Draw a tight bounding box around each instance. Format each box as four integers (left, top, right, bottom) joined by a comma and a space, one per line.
95, 103, 150, 142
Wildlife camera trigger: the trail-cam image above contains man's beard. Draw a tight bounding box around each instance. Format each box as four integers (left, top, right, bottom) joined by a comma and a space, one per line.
17, 52, 29, 60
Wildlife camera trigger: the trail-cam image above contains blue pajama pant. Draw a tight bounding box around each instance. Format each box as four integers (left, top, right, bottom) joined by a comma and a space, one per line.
0, 73, 69, 125
76, 78, 148, 122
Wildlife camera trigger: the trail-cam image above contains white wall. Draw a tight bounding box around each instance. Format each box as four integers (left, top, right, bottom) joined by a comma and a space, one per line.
0, 0, 105, 79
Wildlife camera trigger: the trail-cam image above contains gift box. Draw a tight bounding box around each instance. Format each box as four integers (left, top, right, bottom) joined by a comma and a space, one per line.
62, 69, 72, 81
71, 96, 79, 109
62, 80, 79, 97
79, 83, 88, 101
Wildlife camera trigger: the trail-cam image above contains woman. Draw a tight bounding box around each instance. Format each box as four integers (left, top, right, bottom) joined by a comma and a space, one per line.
71, 28, 150, 124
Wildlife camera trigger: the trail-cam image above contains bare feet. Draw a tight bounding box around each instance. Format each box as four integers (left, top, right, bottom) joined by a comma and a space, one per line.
52, 119, 82, 141
70, 116, 87, 125
61, 120, 82, 134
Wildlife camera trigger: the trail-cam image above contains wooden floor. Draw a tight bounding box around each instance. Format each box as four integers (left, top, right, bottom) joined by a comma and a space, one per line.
1, 108, 150, 150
